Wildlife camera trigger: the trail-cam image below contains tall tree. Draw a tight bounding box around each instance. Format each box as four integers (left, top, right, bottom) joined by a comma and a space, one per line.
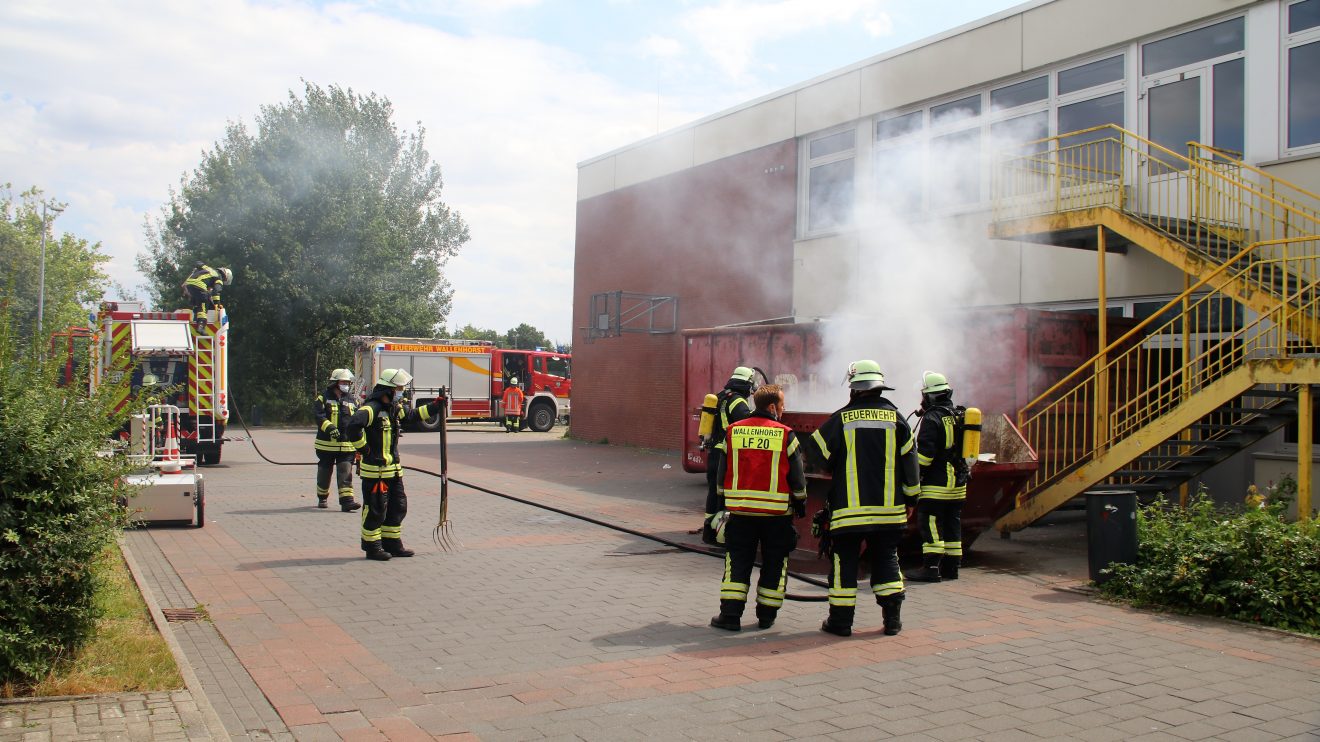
453, 323, 502, 344
139, 82, 469, 419
0, 187, 111, 347
505, 323, 552, 350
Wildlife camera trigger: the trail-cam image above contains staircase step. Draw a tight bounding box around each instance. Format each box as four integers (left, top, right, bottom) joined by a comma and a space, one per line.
1187, 423, 1268, 433
1240, 389, 1299, 398
1136, 454, 1219, 463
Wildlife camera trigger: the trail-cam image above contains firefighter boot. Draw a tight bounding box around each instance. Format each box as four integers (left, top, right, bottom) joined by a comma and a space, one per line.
879, 593, 904, 636
709, 599, 744, 631
317, 496, 329, 509
361, 540, 391, 561
820, 605, 854, 637
940, 556, 961, 580
910, 554, 942, 583
382, 538, 415, 558
755, 604, 778, 629
339, 496, 362, 513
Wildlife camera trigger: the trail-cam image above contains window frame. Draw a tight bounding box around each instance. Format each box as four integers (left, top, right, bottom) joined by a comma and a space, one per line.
800, 123, 859, 238
1283, 0, 1320, 156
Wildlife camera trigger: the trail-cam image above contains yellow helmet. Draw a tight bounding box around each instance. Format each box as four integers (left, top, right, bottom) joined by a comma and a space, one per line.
730, 366, 755, 382
921, 371, 951, 394
330, 368, 354, 382
377, 368, 413, 388
846, 360, 892, 390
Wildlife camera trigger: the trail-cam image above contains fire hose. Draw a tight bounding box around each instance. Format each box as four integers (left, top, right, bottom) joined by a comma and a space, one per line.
229, 397, 830, 601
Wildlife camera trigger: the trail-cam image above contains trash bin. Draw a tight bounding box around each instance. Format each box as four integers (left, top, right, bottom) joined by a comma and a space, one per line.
1086, 489, 1138, 585
249, 405, 263, 427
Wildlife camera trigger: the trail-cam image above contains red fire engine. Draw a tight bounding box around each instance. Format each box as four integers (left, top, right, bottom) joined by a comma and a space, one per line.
350, 336, 570, 432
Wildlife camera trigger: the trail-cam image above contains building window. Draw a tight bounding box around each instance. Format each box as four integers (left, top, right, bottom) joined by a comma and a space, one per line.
1213, 57, 1245, 156
991, 76, 1048, 110
1058, 55, 1124, 95
874, 111, 925, 213
932, 94, 982, 125
804, 127, 856, 234
1287, 2, 1320, 151
930, 128, 981, 206
875, 110, 923, 141
1142, 17, 1245, 75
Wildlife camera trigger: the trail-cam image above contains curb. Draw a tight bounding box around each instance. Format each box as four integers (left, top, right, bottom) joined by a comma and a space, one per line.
118, 535, 232, 741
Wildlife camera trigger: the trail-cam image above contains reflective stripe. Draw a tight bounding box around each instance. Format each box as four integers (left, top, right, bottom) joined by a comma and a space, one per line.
811, 429, 830, 460
720, 552, 748, 601
872, 580, 904, 597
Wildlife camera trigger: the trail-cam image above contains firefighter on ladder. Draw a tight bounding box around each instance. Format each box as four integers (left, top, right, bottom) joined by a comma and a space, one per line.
708, 384, 807, 631
910, 371, 968, 582
502, 377, 525, 432
702, 366, 756, 544
806, 360, 920, 637
347, 369, 443, 560
181, 262, 232, 327
313, 368, 362, 512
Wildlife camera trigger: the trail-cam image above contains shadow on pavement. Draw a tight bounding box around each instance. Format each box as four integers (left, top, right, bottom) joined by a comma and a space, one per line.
237, 557, 363, 570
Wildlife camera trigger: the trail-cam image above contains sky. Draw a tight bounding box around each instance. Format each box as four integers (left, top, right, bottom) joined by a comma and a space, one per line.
0, 0, 1025, 345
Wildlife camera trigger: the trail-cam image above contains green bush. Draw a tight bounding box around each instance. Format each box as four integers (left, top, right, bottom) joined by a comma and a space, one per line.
1100, 483, 1320, 635
0, 308, 132, 683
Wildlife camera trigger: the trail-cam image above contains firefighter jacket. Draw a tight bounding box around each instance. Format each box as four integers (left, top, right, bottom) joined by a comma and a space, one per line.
717, 413, 807, 516
711, 382, 753, 453
916, 402, 968, 500
184, 265, 224, 299
807, 391, 920, 532
313, 385, 356, 454
502, 384, 525, 416
347, 386, 439, 479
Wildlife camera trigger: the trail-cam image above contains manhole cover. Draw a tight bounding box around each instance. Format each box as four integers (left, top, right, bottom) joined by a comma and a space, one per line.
161, 608, 205, 622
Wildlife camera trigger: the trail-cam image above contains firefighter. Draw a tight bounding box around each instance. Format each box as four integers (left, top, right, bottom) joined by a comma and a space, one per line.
347, 368, 443, 560
313, 368, 362, 512
702, 366, 756, 544
709, 384, 807, 631
502, 377, 525, 432
910, 371, 968, 582
806, 360, 920, 637
182, 262, 232, 326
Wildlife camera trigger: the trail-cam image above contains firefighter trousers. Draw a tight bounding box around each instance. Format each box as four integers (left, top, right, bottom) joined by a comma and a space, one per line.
185, 285, 217, 319
505, 414, 521, 432
316, 451, 354, 500
828, 529, 904, 607
360, 476, 407, 549
719, 515, 797, 613
917, 498, 964, 562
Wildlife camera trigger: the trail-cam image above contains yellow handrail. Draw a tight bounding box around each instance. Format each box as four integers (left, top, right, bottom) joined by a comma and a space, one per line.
1016, 235, 1320, 494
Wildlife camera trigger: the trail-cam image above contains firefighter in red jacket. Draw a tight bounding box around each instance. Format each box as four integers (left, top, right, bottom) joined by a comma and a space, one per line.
806, 360, 920, 637
709, 384, 807, 631
346, 369, 443, 560
502, 377, 525, 432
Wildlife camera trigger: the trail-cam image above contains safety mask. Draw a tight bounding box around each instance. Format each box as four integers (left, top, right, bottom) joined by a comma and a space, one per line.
338, 382, 350, 393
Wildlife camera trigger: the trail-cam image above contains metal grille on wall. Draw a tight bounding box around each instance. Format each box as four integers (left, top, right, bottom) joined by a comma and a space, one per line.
585, 291, 678, 341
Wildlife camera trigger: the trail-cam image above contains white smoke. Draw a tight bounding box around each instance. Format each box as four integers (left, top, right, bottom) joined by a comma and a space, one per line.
792, 111, 1047, 418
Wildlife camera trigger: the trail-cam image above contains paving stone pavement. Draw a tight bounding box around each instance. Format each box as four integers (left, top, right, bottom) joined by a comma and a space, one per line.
8, 425, 1320, 740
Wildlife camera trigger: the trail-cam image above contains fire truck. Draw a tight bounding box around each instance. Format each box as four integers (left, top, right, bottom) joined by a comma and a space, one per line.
350, 336, 570, 432
89, 301, 230, 464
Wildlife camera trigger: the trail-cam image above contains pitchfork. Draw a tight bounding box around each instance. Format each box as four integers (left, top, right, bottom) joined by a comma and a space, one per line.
432, 390, 459, 551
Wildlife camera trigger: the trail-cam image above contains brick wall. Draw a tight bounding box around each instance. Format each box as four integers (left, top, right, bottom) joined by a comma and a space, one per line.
571, 140, 797, 451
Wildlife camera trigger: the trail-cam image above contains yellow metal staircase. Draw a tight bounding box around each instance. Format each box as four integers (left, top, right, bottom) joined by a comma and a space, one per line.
989, 126, 1320, 530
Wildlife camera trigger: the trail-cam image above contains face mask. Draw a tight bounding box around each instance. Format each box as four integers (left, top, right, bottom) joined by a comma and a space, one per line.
338, 383, 350, 393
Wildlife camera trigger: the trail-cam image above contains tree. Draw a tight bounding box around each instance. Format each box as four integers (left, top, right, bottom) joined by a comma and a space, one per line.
0, 187, 112, 347
139, 82, 469, 420
505, 323, 552, 350
453, 323, 501, 344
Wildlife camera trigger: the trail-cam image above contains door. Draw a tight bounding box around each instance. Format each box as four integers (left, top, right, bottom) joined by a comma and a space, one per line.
1140, 71, 1208, 225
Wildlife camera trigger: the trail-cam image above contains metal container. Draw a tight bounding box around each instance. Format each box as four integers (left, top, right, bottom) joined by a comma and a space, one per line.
1085, 489, 1138, 584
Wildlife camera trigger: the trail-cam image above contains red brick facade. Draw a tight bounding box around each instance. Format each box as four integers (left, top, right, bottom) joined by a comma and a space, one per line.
571, 140, 798, 451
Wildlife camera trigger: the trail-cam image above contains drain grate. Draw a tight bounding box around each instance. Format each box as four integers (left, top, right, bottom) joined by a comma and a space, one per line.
161, 608, 205, 622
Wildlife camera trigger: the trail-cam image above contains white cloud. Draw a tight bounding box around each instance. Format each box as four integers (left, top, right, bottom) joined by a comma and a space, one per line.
639, 34, 684, 59
681, 0, 893, 80
0, 0, 687, 341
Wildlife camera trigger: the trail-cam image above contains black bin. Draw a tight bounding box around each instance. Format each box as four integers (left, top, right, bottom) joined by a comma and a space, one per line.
1085, 489, 1138, 585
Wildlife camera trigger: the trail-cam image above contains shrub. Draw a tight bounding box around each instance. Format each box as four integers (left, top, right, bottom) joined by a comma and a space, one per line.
1100, 482, 1320, 635
0, 307, 132, 683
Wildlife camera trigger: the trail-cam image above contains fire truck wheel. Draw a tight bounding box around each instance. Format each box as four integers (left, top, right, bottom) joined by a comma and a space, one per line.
528, 401, 556, 432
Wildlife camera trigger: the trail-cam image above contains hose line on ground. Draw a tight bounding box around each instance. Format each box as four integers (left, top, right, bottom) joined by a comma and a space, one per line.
228, 398, 831, 600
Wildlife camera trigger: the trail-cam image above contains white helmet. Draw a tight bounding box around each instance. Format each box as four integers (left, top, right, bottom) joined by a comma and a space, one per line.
921, 370, 951, 395
846, 360, 892, 391
219, 267, 233, 285
330, 368, 354, 382
509, 377, 519, 386
730, 366, 755, 383
377, 368, 413, 388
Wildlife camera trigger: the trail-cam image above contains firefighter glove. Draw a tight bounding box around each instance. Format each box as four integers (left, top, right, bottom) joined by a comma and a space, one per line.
791, 497, 806, 519
811, 509, 829, 538
328, 427, 341, 441
425, 400, 443, 417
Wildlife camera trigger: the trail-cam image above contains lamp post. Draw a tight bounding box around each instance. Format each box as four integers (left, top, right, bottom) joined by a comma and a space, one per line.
35, 201, 65, 339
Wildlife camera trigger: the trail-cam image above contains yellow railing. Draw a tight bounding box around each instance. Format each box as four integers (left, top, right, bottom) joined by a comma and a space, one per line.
1016, 236, 1320, 494
993, 126, 1320, 277
1188, 142, 1320, 228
